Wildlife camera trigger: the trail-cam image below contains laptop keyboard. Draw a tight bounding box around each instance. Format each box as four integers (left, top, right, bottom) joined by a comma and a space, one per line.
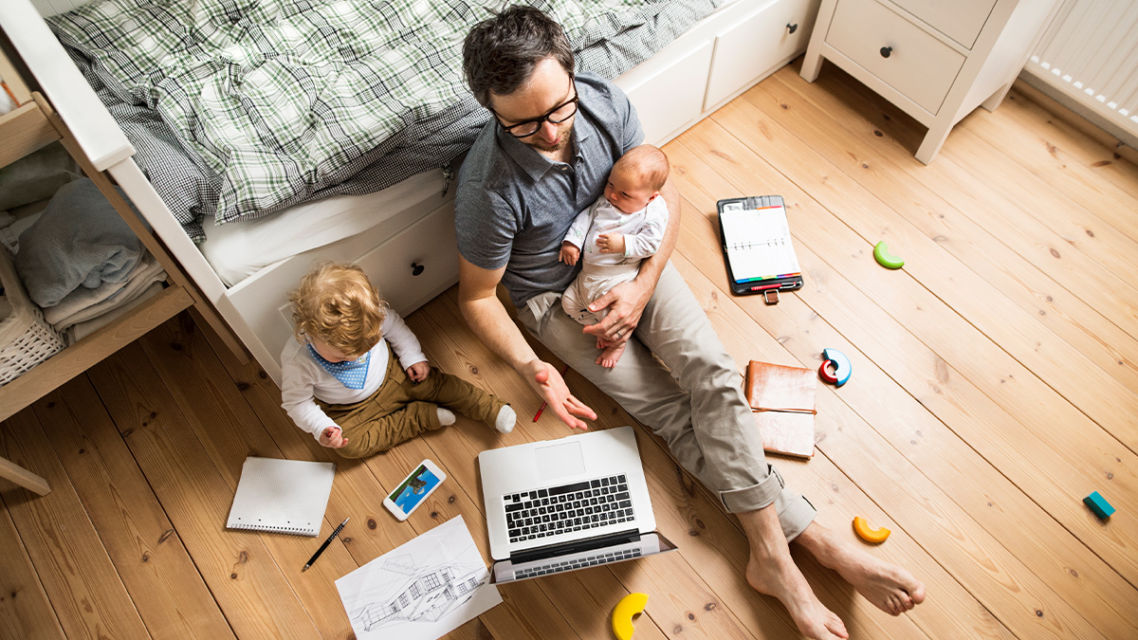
515, 547, 642, 579
504, 473, 635, 544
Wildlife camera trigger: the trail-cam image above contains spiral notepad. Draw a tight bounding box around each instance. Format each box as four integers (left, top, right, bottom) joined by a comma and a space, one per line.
226, 457, 335, 537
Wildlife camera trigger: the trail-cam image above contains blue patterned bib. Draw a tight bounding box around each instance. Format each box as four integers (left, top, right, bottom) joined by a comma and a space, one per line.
306, 343, 370, 390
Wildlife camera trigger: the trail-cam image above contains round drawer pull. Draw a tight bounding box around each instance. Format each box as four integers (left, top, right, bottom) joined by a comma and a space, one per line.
786, 22, 798, 34
411, 262, 425, 276
879, 46, 893, 58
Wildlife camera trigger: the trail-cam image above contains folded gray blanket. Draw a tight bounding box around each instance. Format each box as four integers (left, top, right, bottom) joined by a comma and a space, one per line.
16, 178, 142, 308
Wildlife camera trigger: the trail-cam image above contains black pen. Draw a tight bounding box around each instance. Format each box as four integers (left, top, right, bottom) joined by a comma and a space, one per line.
303, 516, 349, 572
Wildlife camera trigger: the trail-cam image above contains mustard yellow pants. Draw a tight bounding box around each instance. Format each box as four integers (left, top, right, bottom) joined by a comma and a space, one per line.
321, 346, 504, 459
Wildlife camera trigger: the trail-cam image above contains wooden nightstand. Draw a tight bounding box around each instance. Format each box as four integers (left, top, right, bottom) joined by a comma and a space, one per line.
799, 0, 1058, 163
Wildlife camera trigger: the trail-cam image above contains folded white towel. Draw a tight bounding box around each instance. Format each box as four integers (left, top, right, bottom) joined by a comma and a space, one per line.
67, 282, 165, 343
44, 253, 158, 325
50, 258, 166, 329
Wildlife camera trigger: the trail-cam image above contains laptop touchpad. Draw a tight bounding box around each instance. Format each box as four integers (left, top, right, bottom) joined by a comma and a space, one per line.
535, 442, 585, 479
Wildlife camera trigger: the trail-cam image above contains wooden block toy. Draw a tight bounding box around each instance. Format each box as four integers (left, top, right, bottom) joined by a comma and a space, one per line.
1084, 491, 1115, 519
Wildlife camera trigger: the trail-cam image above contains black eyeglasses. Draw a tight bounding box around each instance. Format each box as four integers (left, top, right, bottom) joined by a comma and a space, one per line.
492, 78, 578, 138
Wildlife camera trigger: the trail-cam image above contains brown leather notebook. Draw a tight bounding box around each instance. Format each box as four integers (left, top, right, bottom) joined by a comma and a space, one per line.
744, 361, 817, 458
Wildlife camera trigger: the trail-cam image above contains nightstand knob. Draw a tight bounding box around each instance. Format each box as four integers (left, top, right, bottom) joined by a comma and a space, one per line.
786, 22, 798, 34
411, 262, 424, 276
879, 46, 893, 58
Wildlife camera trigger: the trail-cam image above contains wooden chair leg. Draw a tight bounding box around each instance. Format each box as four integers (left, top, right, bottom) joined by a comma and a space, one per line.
0, 456, 50, 495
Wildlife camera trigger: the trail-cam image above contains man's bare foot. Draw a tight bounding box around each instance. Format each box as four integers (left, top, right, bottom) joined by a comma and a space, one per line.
746, 552, 849, 640
596, 341, 627, 368
797, 523, 926, 615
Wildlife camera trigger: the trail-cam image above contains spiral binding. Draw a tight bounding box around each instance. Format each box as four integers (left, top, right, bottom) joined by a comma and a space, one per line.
229, 518, 316, 536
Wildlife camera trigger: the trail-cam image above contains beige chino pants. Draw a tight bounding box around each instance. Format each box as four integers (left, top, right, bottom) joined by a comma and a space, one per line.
519, 262, 816, 540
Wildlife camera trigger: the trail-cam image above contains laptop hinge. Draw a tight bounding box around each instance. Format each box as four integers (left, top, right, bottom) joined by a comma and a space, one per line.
509, 529, 640, 564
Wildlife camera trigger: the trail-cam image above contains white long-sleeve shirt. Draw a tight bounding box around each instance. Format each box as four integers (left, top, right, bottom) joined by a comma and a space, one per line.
562, 195, 669, 267
280, 308, 427, 440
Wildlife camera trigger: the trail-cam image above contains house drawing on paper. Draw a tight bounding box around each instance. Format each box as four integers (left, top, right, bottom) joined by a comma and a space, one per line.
349, 551, 487, 632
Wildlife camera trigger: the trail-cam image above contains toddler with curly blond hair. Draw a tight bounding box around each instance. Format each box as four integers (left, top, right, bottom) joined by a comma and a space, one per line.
281, 263, 515, 458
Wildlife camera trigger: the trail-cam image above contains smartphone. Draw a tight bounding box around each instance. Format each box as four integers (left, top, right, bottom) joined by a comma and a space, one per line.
382, 459, 446, 521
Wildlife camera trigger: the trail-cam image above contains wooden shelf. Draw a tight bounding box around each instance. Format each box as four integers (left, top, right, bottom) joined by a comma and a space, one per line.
0, 285, 194, 423
0, 87, 200, 495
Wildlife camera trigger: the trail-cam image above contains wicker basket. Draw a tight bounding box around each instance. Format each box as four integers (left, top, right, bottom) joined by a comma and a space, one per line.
0, 244, 66, 385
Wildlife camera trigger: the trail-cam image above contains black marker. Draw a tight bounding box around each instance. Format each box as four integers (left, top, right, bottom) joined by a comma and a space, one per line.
303, 516, 349, 571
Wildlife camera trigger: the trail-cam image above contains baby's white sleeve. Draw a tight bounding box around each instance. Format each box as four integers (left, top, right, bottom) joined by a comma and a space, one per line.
561, 205, 594, 248
382, 309, 428, 369
279, 349, 335, 440
623, 198, 670, 259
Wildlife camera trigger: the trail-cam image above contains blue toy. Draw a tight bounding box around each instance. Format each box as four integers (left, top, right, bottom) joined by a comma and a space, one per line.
1084, 491, 1115, 519
819, 348, 852, 387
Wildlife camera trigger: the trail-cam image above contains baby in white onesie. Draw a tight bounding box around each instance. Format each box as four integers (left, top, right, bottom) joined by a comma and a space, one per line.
558, 144, 670, 368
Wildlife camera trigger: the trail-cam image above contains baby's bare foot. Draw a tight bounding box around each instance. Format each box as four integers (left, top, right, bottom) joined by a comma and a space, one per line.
596, 341, 627, 368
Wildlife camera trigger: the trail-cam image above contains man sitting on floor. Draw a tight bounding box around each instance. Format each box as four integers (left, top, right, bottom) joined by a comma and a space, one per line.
453, 6, 925, 638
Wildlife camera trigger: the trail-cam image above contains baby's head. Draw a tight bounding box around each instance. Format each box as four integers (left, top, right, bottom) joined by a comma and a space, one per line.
604, 144, 669, 214
289, 263, 385, 363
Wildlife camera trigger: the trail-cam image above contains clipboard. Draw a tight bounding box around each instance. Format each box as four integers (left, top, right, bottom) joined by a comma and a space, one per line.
716, 195, 804, 302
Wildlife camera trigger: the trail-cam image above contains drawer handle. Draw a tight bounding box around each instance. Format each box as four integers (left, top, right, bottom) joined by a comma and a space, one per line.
411, 262, 425, 276
879, 46, 893, 58
786, 22, 798, 34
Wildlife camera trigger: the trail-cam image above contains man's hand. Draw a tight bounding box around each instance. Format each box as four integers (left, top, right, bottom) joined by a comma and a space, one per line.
319, 425, 349, 448
582, 276, 653, 343
527, 360, 596, 430
596, 232, 625, 255
406, 361, 430, 382
559, 242, 581, 266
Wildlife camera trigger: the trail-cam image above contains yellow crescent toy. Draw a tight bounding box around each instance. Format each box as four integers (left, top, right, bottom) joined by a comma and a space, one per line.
852, 516, 891, 544
612, 592, 649, 640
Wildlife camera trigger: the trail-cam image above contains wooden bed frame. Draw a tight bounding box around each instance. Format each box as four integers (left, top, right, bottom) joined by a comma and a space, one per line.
4, 0, 820, 384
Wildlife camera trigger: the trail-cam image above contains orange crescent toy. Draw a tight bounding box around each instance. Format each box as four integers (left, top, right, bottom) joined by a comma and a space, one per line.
852, 516, 891, 544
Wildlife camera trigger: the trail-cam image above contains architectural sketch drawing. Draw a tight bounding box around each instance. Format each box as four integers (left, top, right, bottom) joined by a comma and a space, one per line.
349, 554, 486, 630
336, 516, 502, 640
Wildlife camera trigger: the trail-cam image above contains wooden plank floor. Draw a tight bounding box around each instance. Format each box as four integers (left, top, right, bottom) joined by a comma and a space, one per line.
3, 62, 1137, 639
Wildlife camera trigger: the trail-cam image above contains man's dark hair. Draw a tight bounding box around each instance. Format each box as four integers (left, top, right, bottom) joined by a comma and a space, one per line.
462, 5, 575, 108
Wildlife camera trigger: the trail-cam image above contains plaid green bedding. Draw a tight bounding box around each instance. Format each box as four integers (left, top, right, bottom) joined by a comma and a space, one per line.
51, 0, 721, 231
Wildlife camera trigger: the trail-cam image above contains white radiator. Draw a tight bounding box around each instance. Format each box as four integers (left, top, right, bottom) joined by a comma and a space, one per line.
1022, 0, 1138, 141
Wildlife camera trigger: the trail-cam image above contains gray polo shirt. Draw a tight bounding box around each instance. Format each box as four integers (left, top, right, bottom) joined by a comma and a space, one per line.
455, 73, 644, 307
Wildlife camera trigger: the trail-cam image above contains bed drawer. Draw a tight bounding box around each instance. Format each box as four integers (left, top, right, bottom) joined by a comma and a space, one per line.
703, 0, 820, 110
619, 39, 714, 144
825, 0, 964, 114
354, 201, 459, 317
269, 202, 458, 381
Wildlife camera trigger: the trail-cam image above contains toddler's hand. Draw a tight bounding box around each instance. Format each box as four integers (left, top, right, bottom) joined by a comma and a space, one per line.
596, 233, 625, 255
406, 361, 430, 382
319, 425, 348, 449
559, 242, 580, 266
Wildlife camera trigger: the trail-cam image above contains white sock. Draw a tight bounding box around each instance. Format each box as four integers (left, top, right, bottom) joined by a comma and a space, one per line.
437, 407, 456, 426
494, 405, 516, 434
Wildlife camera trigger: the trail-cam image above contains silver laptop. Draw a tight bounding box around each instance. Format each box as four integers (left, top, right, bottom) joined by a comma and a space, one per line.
478, 426, 676, 583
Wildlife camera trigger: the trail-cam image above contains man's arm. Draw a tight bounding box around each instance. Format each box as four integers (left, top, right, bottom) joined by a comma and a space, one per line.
583, 176, 680, 341
457, 256, 596, 429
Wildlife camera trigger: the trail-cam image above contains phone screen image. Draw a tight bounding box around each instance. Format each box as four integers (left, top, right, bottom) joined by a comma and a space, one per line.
388, 464, 441, 514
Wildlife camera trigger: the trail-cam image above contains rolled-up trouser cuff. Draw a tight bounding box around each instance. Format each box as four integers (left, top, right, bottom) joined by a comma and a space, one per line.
718, 465, 818, 542
719, 463, 784, 512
